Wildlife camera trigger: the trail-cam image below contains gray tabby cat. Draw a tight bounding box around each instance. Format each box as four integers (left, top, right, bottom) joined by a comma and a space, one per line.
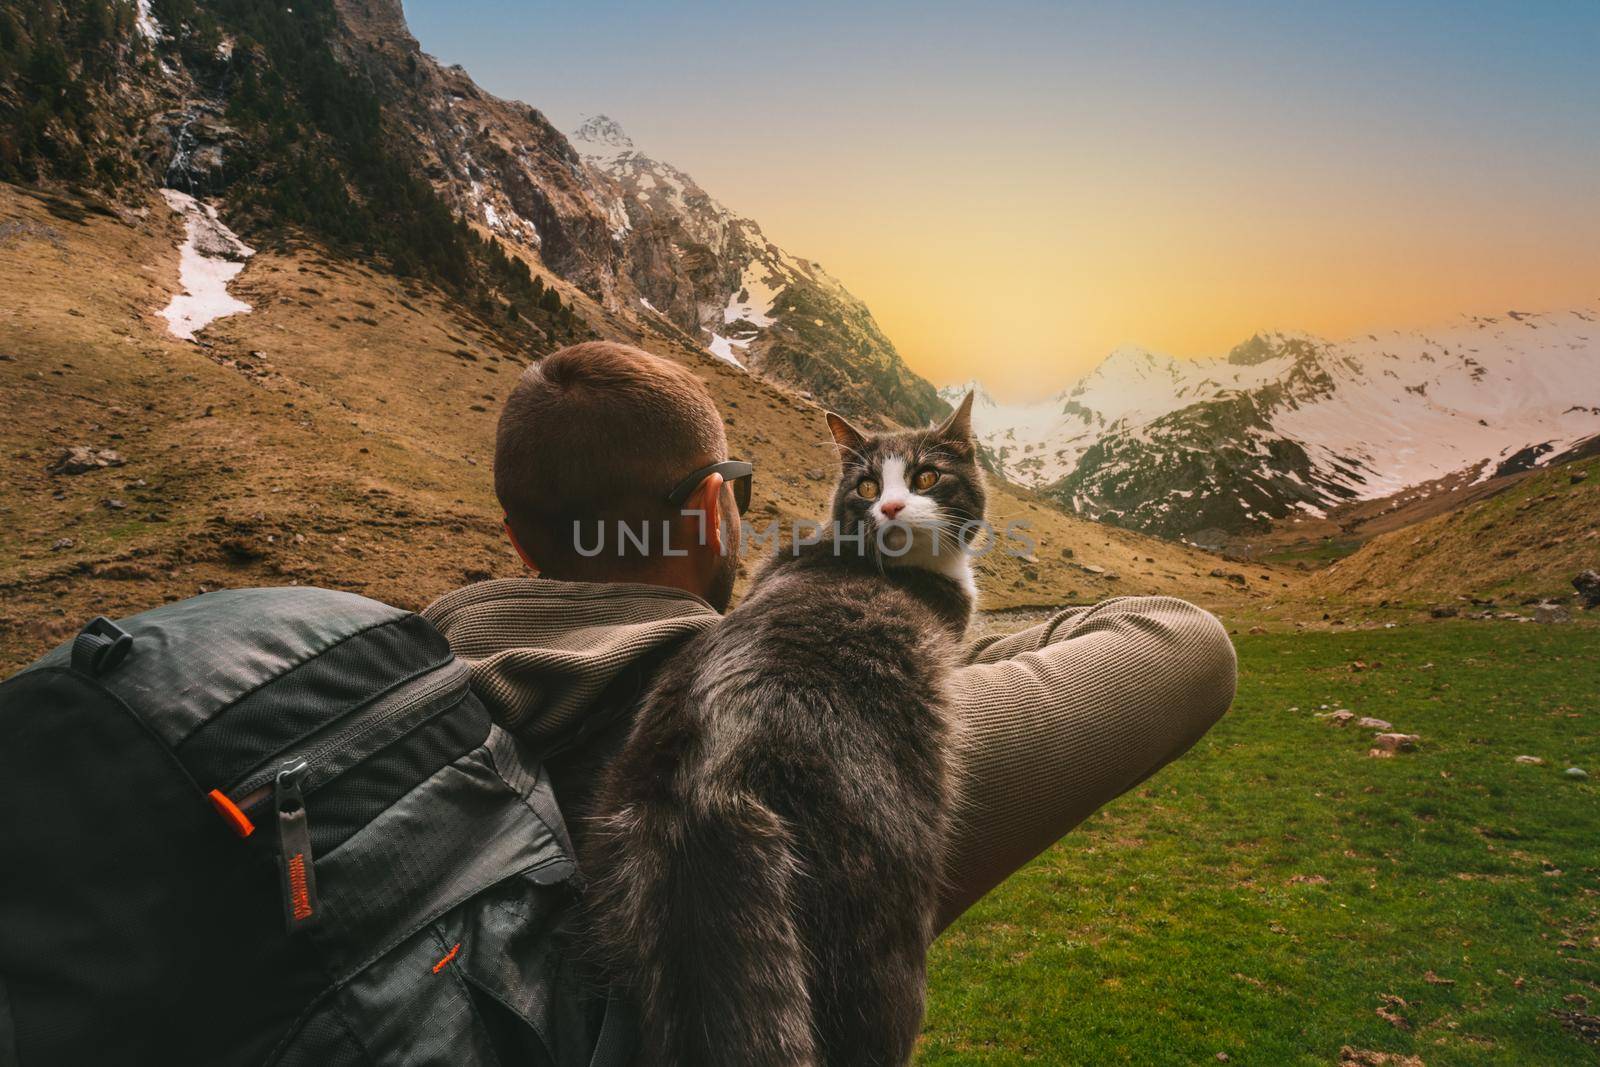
587, 393, 984, 1066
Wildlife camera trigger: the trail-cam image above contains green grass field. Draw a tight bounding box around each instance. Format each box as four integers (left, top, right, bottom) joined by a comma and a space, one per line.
923, 622, 1599, 1065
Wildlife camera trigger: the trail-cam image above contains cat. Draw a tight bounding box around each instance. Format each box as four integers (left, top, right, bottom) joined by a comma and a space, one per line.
586, 392, 984, 1067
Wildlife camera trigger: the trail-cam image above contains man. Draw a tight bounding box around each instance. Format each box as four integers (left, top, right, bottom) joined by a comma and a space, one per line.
423, 340, 1236, 929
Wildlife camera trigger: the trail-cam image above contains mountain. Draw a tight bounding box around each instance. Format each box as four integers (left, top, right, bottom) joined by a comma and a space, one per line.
296, 0, 944, 426
945, 310, 1600, 540
0, 0, 944, 427
567, 114, 946, 425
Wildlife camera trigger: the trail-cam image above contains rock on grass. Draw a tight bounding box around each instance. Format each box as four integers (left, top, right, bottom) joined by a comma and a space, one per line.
49, 445, 125, 474
1368, 733, 1421, 757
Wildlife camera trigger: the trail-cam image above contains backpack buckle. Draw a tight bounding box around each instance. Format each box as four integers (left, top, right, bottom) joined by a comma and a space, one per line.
71, 617, 134, 677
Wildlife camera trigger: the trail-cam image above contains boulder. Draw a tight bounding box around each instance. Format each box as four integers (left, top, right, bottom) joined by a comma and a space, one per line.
1566, 767, 1589, 781
1356, 717, 1392, 730
1514, 755, 1546, 766
49, 445, 125, 474
1573, 570, 1600, 608
1210, 568, 1247, 585
1368, 733, 1421, 757
1317, 710, 1356, 726
1534, 603, 1572, 624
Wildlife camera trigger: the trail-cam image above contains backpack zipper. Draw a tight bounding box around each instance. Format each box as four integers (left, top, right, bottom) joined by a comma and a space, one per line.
223, 659, 470, 934
228, 658, 470, 810
275, 758, 320, 933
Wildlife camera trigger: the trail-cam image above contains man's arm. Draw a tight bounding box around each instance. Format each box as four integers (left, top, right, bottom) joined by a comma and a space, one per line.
937, 596, 1236, 930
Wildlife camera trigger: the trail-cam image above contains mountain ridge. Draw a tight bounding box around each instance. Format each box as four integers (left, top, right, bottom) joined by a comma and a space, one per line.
0, 0, 947, 427
324, 0, 946, 425
944, 307, 1600, 540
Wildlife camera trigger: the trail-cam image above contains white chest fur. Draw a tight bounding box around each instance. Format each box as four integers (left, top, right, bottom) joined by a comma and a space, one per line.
871, 456, 978, 598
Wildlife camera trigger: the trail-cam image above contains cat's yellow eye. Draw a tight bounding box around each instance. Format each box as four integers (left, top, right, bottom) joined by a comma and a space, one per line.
857, 478, 880, 500
913, 468, 939, 491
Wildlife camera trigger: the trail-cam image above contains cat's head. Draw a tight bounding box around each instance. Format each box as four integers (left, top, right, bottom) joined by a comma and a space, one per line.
823, 392, 986, 580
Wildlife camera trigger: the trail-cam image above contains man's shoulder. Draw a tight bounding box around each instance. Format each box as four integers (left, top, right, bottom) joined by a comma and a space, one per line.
422, 576, 720, 658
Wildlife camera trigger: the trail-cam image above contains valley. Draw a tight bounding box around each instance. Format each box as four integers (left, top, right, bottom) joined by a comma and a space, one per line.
0, 182, 1283, 674
1, 0, 1594, 676
0, 3, 1595, 1063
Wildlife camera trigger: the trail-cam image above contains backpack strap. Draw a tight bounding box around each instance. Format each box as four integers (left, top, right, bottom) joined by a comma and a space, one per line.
587, 986, 638, 1067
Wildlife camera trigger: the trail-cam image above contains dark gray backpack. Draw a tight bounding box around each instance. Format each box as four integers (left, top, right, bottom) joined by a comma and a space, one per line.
0, 587, 633, 1066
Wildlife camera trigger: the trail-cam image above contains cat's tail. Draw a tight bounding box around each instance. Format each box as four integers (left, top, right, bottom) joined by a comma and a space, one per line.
588, 790, 818, 1067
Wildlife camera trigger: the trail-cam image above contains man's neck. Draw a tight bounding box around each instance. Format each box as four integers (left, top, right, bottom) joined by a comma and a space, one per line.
536, 565, 712, 603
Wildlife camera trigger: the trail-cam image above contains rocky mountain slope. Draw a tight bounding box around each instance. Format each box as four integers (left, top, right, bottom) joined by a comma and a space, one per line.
326, 0, 943, 426
566, 114, 945, 425
1, 0, 944, 427
946, 309, 1600, 540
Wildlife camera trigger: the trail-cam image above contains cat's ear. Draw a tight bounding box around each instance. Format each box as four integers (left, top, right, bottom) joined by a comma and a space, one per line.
935, 390, 975, 441
825, 411, 868, 460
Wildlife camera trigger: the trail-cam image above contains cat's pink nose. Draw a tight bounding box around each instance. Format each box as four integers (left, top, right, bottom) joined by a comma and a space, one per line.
880, 500, 906, 520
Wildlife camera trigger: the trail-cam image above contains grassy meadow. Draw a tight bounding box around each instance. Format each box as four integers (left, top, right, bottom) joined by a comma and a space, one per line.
923, 621, 1599, 1065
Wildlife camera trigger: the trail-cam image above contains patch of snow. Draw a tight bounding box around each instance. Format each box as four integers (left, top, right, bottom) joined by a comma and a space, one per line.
483, 202, 500, 229
135, 0, 160, 41
640, 297, 660, 313
722, 263, 779, 328
157, 189, 255, 341
570, 114, 635, 162
707, 333, 747, 368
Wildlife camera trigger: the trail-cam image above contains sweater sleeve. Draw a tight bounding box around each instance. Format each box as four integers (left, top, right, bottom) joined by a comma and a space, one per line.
938, 596, 1236, 930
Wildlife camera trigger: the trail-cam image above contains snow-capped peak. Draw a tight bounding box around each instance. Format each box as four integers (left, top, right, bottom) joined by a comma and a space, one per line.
570, 114, 634, 159
937, 380, 994, 408
953, 305, 1600, 538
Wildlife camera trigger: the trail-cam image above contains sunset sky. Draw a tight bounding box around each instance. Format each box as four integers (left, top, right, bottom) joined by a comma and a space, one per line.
407, 1, 1600, 399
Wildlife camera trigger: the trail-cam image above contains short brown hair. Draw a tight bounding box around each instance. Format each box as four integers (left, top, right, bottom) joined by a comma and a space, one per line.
495, 342, 727, 569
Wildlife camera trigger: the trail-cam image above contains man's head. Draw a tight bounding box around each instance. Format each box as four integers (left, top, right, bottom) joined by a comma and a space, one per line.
495, 341, 742, 609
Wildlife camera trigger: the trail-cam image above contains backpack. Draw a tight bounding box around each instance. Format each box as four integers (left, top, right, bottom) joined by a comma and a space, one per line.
0, 587, 635, 1066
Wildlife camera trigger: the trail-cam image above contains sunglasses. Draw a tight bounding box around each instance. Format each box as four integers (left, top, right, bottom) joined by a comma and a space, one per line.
667, 459, 753, 515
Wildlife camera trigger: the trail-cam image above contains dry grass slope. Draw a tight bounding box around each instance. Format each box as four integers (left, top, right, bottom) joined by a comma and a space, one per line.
1307, 453, 1600, 608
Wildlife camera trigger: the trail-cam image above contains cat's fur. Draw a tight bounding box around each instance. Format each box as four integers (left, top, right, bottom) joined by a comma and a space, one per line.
587, 394, 984, 1067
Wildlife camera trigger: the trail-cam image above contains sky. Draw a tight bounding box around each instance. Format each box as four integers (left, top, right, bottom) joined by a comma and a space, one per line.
405, 1, 1600, 399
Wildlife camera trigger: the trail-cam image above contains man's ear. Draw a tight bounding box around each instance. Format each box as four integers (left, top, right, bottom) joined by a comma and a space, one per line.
503, 517, 538, 572
687, 471, 726, 556
935, 390, 975, 441
825, 412, 868, 460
